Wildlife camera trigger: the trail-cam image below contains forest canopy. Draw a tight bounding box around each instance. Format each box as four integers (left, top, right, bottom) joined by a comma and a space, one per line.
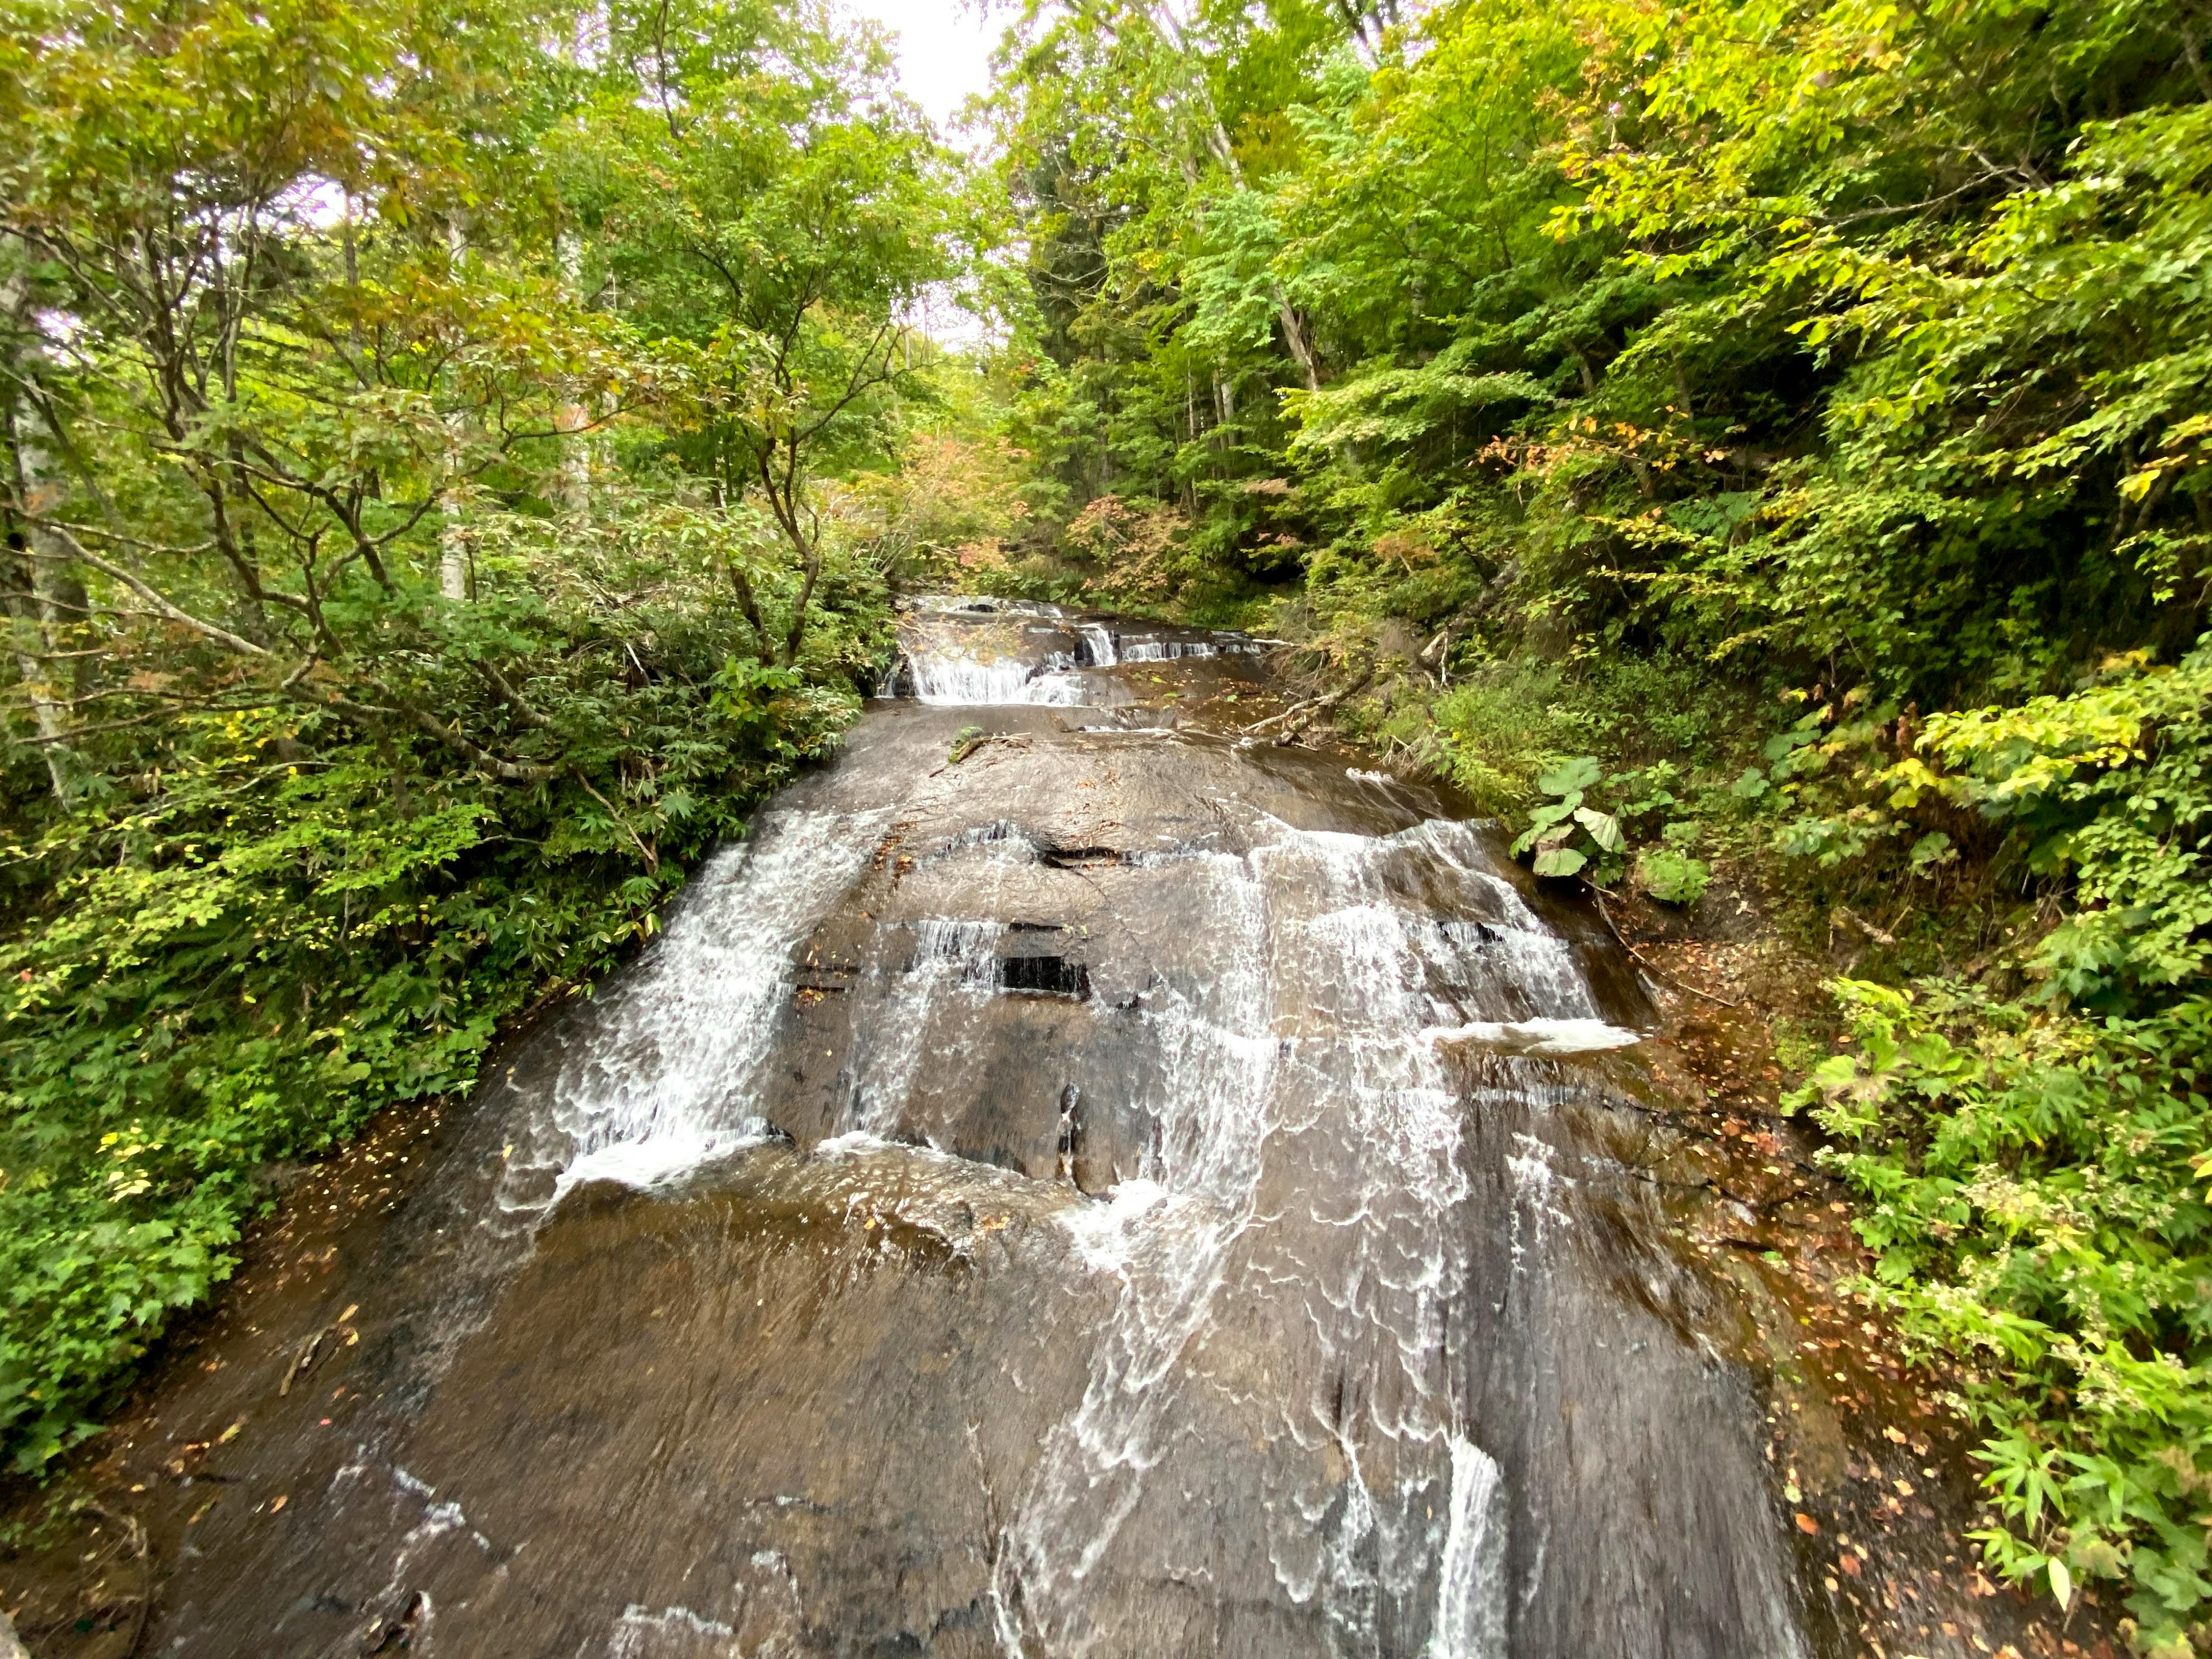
0, 0, 954, 1474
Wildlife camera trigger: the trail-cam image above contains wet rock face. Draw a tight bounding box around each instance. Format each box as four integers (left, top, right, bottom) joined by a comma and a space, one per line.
103, 604, 1821, 1659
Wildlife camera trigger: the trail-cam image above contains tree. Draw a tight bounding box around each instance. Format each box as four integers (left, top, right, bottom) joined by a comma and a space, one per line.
558, 0, 955, 664
0, 0, 944, 1468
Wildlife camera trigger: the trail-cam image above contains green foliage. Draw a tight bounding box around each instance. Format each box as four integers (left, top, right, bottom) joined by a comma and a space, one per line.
1508, 751, 1713, 900
1776, 640, 2212, 1645
1426, 662, 1590, 813
0, 0, 932, 1467
1798, 982, 2212, 1652
1509, 753, 1620, 882
0, 666, 853, 1468
1635, 844, 1711, 908
1904, 642, 2212, 1002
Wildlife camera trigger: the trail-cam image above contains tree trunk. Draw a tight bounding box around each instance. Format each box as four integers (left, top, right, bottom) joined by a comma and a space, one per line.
555, 229, 592, 516
3, 270, 80, 798
441, 217, 470, 600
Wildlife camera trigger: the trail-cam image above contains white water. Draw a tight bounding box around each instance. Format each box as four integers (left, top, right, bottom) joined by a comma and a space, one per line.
891, 599, 1264, 704
1003, 817, 1591, 1654
1078, 622, 1119, 666
497, 806, 892, 1211
1425, 1017, 1643, 1055
850, 916, 1002, 1133
907, 654, 1094, 706
1116, 636, 1219, 662
1012, 843, 1278, 1646
143, 609, 1824, 1659
1430, 1438, 1510, 1659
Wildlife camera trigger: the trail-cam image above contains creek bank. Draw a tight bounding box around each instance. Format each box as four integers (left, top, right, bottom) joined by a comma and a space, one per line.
1580, 880, 2120, 1659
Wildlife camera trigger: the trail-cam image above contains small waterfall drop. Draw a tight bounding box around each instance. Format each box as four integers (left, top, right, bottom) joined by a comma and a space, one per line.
498, 805, 893, 1208
885, 598, 1257, 706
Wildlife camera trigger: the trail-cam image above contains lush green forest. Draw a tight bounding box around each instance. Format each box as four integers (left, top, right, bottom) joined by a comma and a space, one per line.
3, 0, 2210, 1647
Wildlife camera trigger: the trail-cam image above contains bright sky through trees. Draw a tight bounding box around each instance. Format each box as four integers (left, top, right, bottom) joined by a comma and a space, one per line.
844, 0, 999, 343
846, 0, 998, 132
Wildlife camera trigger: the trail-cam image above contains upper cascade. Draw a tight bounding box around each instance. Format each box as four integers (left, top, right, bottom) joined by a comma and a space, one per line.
883, 594, 1264, 707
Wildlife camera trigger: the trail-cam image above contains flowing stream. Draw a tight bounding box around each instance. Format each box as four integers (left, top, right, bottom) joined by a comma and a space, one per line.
86, 599, 1875, 1656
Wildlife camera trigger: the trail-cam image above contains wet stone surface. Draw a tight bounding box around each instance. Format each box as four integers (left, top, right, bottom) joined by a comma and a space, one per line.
2, 599, 2085, 1658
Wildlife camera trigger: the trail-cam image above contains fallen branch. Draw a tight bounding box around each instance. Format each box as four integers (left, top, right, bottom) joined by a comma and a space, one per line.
1240, 696, 1319, 735
1586, 884, 1747, 1009
1241, 659, 1376, 741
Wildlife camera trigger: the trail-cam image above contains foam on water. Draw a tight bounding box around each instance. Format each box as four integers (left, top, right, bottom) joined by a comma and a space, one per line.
1009, 846, 1278, 1632
1058, 1178, 1173, 1275
907, 655, 1090, 706
552, 1122, 777, 1199
607, 1605, 738, 1659
1425, 1017, 1643, 1055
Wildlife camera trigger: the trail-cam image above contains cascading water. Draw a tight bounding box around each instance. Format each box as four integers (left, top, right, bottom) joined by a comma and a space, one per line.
888, 597, 1257, 709
503, 806, 895, 1206
51, 597, 2033, 1659
1077, 622, 1119, 666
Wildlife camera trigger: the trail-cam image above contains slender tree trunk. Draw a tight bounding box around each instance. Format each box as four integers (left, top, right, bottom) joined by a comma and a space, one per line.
3, 270, 79, 798
555, 229, 591, 516
441, 217, 470, 600
1167, 11, 1323, 393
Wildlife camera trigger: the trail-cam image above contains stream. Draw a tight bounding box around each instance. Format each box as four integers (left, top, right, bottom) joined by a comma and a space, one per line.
13, 599, 2058, 1658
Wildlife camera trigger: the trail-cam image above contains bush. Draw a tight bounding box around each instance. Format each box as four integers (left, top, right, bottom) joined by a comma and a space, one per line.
1801, 982, 2212, 1652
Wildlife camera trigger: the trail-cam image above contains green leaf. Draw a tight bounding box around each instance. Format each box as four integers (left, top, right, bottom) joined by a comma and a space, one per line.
1908, 831, 1956, 873
1573, 807, 1624, 853
1536, 756, 1601, 797
1531, 846, 1588, 878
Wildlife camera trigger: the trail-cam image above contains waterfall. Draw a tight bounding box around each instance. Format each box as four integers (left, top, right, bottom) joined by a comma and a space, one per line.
119, 601, 1836, 1659
495, 805, 893, 1209
1000, 819, 1600, 1654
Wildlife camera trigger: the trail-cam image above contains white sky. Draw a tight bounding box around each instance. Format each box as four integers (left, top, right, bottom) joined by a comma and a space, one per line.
844, 0, 1004, 135
843, 0, 1007, 346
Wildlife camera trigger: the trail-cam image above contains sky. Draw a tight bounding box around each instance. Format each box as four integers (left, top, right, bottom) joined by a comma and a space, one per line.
844, 0, 1005, 135
843, 0, 1007, 344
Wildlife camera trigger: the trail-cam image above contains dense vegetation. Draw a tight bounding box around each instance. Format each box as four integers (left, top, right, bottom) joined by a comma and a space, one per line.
5, 0, 2209, 1647
0, 0, 953, 1472
952, 0, 2212, 1649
